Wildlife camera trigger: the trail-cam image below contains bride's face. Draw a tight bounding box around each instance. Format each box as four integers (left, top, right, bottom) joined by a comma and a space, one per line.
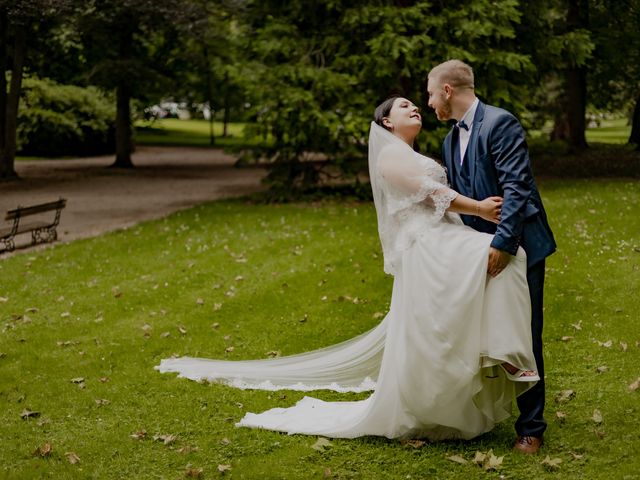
427, 78, 452, 121
382, 98, 422, 138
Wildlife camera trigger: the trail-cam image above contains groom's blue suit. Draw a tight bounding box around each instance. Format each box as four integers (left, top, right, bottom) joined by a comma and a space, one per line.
442, 100, 556, 438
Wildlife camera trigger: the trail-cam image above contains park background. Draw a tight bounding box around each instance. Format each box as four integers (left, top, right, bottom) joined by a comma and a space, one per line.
1, 0, 639, 478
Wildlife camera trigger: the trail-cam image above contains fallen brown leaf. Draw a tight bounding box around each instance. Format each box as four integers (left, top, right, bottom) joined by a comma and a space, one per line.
561, 336, 573, 342
472, 450, 487, 465
402, 439, 427, 449
65, 451, 80, 464
591, 409, 603, 423
446, 454, 468, 464
153, 434, 177, 445
33, 443, 52, 457
541, 456, 562, 469
482, 451, 503, 471
555, 390, 575, 403
595, 365, 608, 373
556, 411, 567, 422
185, 467, 203, 478
130, 430, 147, 440
311, 437, 333, 451
629, 378, 640, 392
177, 445, 198, 454
20, 409, 40, 419
217, 464, 232, 473
94, 398, 110, 406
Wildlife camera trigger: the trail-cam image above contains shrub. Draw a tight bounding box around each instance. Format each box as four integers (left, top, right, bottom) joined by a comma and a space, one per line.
18, 77, 115, 157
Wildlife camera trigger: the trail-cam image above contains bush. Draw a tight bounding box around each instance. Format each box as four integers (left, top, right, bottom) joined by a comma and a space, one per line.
18, 77, 115, 157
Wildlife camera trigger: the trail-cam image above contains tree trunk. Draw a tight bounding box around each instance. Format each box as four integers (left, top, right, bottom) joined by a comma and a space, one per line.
565, 67, 588, 150
223, 106, 229, 138
629, 94, 640, 149
112, 27, 134, 168
550, 112, 570, 142
208, 106, 215, 146
112, 80, 134, 168
203, 45, 215, 146
0, 8, 8, 161
222, 71, 229, 138
1, 23, 26, 181
564, 0, 589, 151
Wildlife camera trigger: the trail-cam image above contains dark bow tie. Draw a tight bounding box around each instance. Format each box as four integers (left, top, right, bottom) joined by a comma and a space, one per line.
456, 120, 469, 131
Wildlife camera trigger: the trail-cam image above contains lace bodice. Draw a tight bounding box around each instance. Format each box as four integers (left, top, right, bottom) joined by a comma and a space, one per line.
376, 144, 460, 274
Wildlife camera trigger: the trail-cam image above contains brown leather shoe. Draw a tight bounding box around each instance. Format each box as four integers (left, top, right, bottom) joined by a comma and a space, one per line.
513, 435, 543, 454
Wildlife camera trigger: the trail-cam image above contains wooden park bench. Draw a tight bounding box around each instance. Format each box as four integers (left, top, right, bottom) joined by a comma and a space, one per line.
0, 198, 66, 253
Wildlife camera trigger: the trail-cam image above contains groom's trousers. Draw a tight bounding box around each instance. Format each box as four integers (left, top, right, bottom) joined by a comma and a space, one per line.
515, 259, 547, 437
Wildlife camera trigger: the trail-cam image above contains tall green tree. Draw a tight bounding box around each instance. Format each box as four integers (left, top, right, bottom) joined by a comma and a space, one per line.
589, 0, 640, 149
76, 0, 191, 167
172, 0, 246, 146
515, 0, 593, 150
241, 0, 534, 195
0, 0, 72, 180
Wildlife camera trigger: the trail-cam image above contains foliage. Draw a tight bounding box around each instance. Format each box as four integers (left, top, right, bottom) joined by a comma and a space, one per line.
17, 76, 115, 156
239, 0, 534, 196
169, 0, 248, 143
1, 180, 640, 478
588, 0, 640, 112
0, 0, 75, 179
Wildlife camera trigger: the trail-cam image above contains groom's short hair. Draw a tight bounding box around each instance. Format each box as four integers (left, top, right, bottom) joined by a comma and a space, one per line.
428, 60, 474, 89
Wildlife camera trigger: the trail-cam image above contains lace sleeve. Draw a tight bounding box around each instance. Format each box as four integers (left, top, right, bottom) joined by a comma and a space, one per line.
378, 144, 457, 220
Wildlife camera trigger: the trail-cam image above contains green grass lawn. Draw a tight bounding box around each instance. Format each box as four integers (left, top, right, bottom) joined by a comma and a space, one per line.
530, 117, 632, 145
134, 119, 268, 149
586, 118, 632, 144
1, 180, 640, 479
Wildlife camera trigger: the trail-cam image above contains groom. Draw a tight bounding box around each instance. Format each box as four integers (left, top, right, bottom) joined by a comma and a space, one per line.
427, 60, 556, 454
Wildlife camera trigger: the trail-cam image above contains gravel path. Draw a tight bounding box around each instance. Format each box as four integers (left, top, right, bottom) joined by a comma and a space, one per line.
1, 146, 267, 256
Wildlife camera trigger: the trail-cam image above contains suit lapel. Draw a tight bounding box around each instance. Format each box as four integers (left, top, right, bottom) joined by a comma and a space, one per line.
467, 101, 485, 196
444, 130, 455, 183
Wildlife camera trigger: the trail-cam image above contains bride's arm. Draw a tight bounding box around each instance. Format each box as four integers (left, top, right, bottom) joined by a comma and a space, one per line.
446, 192, 503, 224
378, 145, 502, 223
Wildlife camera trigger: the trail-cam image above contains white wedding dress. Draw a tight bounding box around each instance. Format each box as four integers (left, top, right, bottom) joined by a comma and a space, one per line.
156, 122, 538, 441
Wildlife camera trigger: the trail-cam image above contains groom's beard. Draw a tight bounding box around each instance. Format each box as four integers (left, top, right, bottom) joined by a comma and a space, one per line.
438, 98, 453, 121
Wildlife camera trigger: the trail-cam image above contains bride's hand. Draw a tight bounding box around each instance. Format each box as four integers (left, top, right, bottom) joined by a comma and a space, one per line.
477, 196, 503, 224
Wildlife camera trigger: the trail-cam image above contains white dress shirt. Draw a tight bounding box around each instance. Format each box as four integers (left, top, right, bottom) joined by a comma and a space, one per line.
458, 97, 479, 164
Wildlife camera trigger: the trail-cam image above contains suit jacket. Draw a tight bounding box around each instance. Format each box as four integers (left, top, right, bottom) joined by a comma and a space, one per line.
442, 101, 556, 267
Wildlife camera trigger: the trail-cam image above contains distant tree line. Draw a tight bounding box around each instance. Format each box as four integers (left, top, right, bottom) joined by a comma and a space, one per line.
1, 0, 639, 186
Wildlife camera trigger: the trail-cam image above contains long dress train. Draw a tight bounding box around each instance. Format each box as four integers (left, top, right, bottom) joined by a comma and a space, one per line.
156, 122, 538, 440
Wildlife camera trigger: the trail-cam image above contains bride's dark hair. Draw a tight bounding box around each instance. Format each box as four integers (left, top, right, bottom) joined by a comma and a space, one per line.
373, 96, 400, 132
373, 96, 420, 152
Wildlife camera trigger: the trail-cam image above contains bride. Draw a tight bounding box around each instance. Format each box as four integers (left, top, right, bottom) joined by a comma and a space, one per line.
156, 96, 539, 441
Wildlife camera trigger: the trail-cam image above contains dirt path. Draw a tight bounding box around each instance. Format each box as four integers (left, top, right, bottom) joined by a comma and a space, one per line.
1, 146, 267, 256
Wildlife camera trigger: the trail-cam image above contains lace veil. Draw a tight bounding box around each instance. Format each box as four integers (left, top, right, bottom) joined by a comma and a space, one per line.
368, 121, 458, 275
156, 123, 456, 392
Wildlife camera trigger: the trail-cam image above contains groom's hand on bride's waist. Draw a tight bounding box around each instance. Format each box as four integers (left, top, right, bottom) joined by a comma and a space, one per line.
487, 247, 511, 277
